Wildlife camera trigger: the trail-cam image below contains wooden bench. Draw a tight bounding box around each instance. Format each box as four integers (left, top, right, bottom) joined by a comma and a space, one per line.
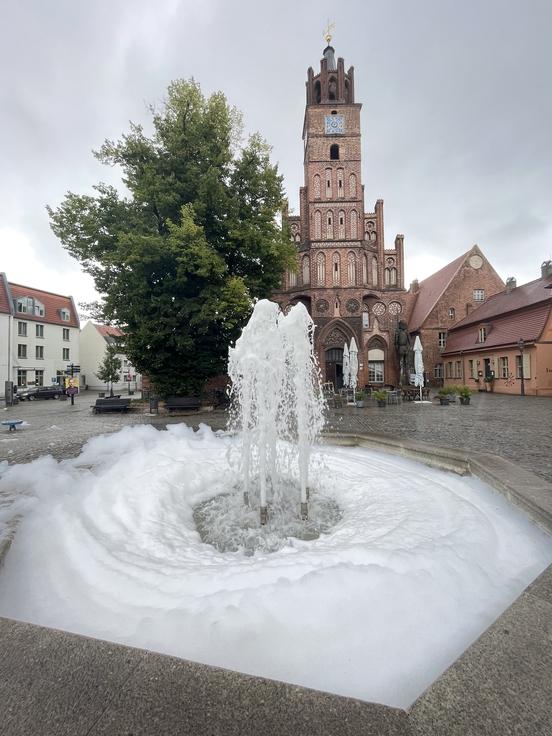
165, 396, 201, 412
91, 398, 131, 414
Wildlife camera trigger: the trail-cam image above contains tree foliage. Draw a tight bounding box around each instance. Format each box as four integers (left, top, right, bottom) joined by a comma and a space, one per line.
95, 344, 122, 397
48, 79, 294, 395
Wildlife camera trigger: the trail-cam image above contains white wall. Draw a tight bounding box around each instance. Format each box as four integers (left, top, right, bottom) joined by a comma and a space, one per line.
0, 314, 11, 389
79, 322, 141, 391
12, 318, 79, 387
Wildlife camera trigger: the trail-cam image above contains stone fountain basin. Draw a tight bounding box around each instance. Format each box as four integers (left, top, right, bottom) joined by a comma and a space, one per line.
0, 424, 551, 721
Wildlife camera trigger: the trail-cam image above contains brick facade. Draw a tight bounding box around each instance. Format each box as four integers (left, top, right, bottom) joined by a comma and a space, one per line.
273, 45, 409, 389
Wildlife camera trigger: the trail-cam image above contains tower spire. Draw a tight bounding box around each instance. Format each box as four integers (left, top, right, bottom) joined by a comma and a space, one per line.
323, 20, 335, 46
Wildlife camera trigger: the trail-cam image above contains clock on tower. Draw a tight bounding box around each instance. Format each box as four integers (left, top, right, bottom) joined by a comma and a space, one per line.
324, 115, 344, 135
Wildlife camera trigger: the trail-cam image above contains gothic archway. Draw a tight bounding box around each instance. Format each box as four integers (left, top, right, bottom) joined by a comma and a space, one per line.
317, 319, 356, 388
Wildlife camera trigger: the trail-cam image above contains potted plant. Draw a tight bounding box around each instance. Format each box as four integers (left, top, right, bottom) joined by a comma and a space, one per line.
373, 390, 388, 407
355, 391, 365, 408
437, 387, 451, 405
457, 385, 473, 405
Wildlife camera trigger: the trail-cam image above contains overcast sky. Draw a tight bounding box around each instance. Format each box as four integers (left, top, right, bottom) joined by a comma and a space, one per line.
1, 0, 551, 310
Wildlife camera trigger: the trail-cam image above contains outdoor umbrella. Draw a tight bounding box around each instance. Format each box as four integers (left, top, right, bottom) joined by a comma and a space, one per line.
349, 338, 359, 392
413, 335, 424, 401
343, 342, 350, 389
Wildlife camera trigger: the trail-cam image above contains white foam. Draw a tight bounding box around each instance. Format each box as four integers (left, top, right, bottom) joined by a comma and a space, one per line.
0, 423, 551, 707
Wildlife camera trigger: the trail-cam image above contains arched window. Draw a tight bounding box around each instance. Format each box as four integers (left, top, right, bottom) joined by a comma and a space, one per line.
295, 234, 300, 243
326, 210, 334, 239
314, 81, 321, 104
288, 269, 297, 288
372, 256, 378, 286
338, 210, 345, 239
314, 210, 321, 239
313, 174, 321, 199
328, 76, 337, 101
368, 346, 385, 384
370, 231, 377, 242
349, 173, 357, 197
350, 210, 358, 239
384, 268, 390, 285
390, 267, 397, 286
347, 252, 356, 286
330, 144, 340, 160
325, 168, 332, 199
316, 252, 326, 285
337, 168, 344, 197
344, 79, 351, 104
363, 254, 368, 284
332, 252, 340, 285
302, 255, 310, 285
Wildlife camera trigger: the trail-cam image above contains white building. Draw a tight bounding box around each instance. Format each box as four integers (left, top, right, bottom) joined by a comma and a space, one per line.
0, 274, 80, 392
79, 321, 141, 392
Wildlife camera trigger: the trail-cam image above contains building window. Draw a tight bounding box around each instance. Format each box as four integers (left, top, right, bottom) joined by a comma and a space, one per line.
438, 332, 447, 349
63, 348, 70, 361
63, 328, 70, 341
434, 364, 443, 379
338, 210, 345, 239
478, 326, 487, 343
468, 359, 476, 379
368, 347, 385, 384
516, 353, 531, 379
448, 307, 455, 319
362, 311, 369, 329
332, 252, 340, 285
36, 324, 44, 338
288, 269, 297, 288
371, 256, 378, 286
302, 255, 310, 285
445, 362, 453, 379
337, 168, 344, 197
316, 252, 326, 285
325, 168, 332, 198
473, 289, 485, 302
362, 254, 368, 284
455, 360, 462, 379
347, 252, 356, 286
60, 309, 70, 321
36, 345, 44, 360
18, 344, 27, 359
17, 369, 27, 387
349, 173, 357, 198
35, 370, 44, 387
389, 267, 397, 286
499, 356, 508, 378
18, 321, 27, 336
16, 298, 27, 313
330, 144, 339, 160
326, 211, 334, 239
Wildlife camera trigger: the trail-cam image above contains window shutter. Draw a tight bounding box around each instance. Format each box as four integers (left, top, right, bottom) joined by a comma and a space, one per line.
523, 353, 531, 379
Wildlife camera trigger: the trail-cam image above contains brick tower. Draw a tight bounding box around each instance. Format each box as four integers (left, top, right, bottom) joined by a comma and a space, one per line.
275, 41, 408, 389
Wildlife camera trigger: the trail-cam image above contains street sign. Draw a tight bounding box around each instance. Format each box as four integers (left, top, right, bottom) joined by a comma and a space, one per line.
66, 364, 81, 374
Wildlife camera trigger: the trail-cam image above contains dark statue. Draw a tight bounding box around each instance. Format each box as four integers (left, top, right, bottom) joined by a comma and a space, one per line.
395, 321, 412, 386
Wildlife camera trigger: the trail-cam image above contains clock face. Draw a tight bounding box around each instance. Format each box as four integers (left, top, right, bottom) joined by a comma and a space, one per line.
325, 115, 344, 135
469, 254, 483, 269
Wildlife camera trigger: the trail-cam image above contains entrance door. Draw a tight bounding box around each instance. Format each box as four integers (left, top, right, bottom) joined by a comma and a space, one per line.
325, 348, 344, 389
484, 358, 491, 379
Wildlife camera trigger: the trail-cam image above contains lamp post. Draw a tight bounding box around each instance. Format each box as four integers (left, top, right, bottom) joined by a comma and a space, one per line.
517, 338, 525, 397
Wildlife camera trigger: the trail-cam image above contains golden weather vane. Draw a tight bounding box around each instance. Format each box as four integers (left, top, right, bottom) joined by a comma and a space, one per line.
323, 20, 335, 45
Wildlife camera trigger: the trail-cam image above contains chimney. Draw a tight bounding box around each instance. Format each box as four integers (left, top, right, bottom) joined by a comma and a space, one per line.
505, 277, 517, 293
410, 279, 419, 294
541, 260, 552, 278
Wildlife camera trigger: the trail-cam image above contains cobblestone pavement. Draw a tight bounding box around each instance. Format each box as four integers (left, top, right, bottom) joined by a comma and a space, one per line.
1, 390, 551, 484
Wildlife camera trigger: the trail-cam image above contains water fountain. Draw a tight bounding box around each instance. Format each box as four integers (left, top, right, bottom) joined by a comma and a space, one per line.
0, 299, 551, 708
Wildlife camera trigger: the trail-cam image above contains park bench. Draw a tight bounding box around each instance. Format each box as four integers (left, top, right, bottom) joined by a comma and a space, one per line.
165, 396, 201, 412
91, 398, 131, 414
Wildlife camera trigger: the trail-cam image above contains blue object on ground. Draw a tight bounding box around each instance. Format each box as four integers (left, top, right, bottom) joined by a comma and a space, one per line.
1, 420, 23, 432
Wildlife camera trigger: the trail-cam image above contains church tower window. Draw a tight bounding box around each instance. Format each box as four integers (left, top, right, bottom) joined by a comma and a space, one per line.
332, 252, 341, 285
288, 269, 297, 288
349, 173, 357, 197
328, 76, 337, 101
390, 267, 397, 286
326, 210, 334, 239
363, 254, 368, 284
316, 252, 326, 285
347, 252, 356, 285
314, 80, 321, 104
330, 144, 340, 160
337, 168, 344, 197
372, 256, 378, 286
338, 210, 345, 239
325, 168, 332, 198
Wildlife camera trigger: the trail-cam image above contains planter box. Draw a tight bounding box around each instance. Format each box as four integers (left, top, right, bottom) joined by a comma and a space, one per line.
439, 396, 450, 405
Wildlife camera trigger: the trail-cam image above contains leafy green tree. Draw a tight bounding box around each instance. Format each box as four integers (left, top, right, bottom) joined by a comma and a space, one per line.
48, 80, 295, 395
95, 344, 122, 397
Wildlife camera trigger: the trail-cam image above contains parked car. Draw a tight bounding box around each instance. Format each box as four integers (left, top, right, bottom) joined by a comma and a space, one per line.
18, 385, 62, 401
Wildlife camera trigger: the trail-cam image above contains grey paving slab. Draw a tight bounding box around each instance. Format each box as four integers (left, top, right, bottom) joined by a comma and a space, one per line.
526, 564, 552, 606
408, 591, 552, 736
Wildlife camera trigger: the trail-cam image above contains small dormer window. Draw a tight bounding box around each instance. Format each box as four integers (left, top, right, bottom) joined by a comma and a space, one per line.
60, 309, 70, 322
15, 298, 27, 313
448, 307, 455, 319
478, 326, 487, 343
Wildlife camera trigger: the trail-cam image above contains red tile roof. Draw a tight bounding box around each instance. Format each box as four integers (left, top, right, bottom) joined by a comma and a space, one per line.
408, 250, 471, 331
443, 301, 552, 354
0, 274, 11, 315
450, 273, 552, 329
94, 324, 124, 339
8, 282, 79, 327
